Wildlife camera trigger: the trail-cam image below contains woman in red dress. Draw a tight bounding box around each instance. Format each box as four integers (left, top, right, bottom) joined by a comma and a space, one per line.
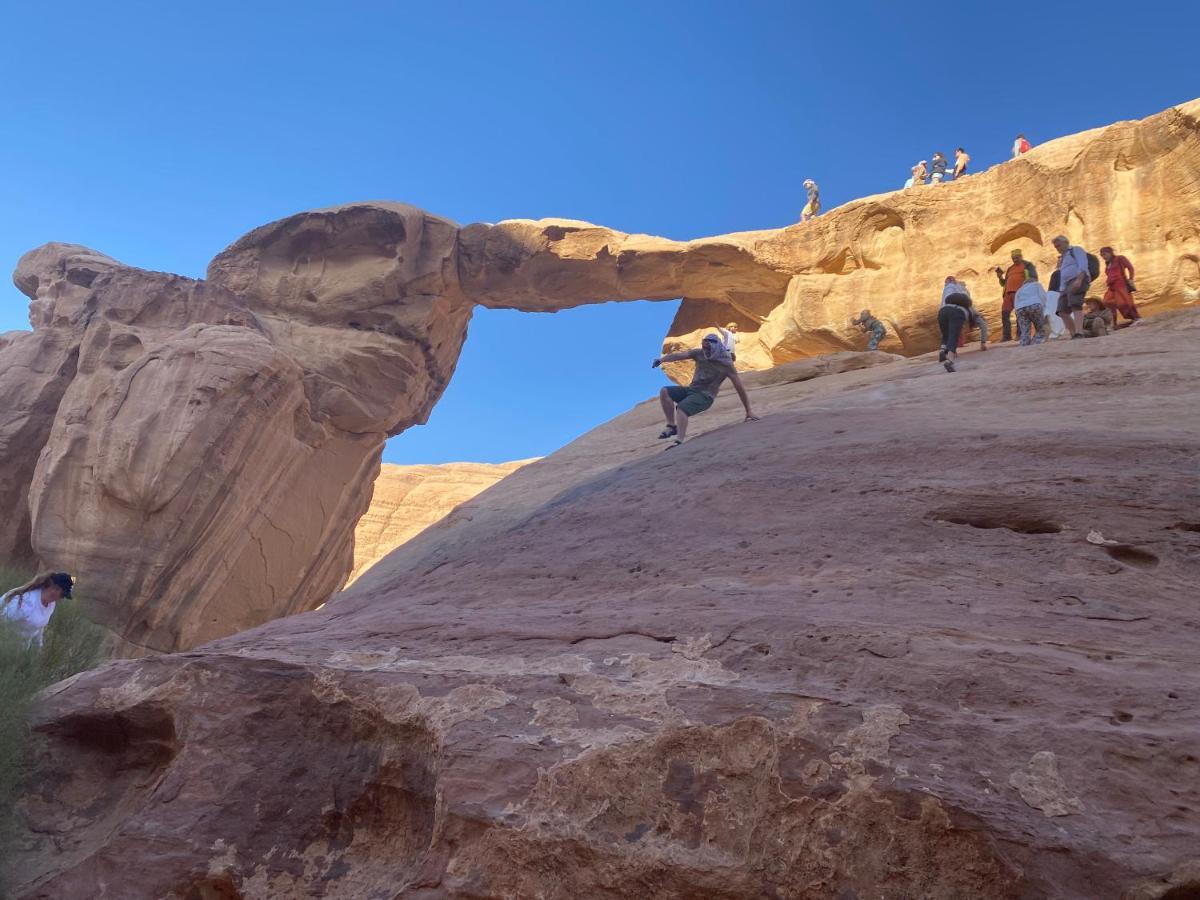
1100, 247, 1140, 326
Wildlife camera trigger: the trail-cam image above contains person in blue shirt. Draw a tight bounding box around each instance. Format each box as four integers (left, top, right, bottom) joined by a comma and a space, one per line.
1052, 235, 1090, 338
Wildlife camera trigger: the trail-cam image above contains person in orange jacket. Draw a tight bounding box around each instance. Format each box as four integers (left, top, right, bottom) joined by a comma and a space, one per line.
994, 249, 1037, 341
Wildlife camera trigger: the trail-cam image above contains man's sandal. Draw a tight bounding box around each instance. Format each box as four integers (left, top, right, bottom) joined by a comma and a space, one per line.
658, 425, 678, 439
664, 439, 682, 450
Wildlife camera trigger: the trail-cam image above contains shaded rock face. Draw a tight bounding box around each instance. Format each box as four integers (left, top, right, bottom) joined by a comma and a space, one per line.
348, 460, 532, 585
12, 319, 1200, 898
1, 99, 1197, 654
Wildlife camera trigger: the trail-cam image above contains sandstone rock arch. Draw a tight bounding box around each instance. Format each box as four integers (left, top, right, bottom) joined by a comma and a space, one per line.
2, 97, 1198, 652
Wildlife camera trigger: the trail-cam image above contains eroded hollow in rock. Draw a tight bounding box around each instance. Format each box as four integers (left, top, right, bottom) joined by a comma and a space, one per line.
1104, 544, 1161, 569
930, 510, 1063, 535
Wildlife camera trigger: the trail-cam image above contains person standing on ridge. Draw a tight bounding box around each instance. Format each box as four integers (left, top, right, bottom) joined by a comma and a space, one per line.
911, 160, 928, 187
1100, 247, 1141, 327
1, 572, 74, 647
852, 309, 887, 350
652, 334, 758, 448
954, 147, 970, 178
1052, 235, 1090, 338
801, 179, 821, 222
994, 249, 1037, 342
930, 152, 949, 184
1012, 134, 1032, 157
717, 321, 739, 360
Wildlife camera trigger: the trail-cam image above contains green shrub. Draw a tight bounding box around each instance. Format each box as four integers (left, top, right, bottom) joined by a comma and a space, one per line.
0, 565, 109, 890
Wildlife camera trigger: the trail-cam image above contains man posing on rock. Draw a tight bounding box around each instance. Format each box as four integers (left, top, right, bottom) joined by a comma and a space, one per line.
653, 334, 757, 448
994, 249, 1036, 342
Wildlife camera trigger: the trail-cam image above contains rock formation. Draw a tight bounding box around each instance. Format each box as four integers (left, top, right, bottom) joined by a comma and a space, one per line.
11, 317, 1200, 898
0, 98, 1196, 653
348, 460, 531, 585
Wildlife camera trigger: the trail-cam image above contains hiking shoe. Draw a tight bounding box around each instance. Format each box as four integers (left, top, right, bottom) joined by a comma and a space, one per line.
1071, 333, 1084, 340
943, 360, 956, 373
937, 348, 947, 363
658, 425, 678, 439
664, 439, 683, 450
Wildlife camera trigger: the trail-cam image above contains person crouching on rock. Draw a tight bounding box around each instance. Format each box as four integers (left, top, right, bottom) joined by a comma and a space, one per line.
852, 309, 887, 350
652, 334, 758, 448
1, 571, 74, 647
1082, 298, 1113, 337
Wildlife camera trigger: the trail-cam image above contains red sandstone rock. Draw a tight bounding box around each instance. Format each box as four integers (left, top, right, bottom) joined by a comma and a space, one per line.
11, 315, 1200, 898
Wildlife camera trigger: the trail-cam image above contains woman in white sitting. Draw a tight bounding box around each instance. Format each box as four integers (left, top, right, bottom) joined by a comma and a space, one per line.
1, 572, 74, 647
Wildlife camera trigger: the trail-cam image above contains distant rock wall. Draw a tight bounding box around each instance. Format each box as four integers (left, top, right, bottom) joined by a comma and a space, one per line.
349, 460, 531, 585
1, 98, 1196, 652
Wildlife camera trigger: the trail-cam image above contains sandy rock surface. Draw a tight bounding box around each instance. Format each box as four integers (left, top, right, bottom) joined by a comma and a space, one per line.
12, 317, 1199, 899
348, 460, 532, 585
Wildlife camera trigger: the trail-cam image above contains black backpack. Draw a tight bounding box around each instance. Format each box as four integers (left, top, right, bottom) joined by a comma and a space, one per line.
1086, 252, 1101, 281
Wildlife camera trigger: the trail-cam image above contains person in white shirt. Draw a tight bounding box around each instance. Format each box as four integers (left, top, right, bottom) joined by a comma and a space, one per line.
1013, 269, 1049, 345
717, 322, 739, 360
1, 572, 73, 647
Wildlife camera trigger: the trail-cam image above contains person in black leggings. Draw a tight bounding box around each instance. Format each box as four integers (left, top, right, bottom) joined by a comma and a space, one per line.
938, 293, 972, 372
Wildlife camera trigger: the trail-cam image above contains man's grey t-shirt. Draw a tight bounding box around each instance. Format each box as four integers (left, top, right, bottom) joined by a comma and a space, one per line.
685, 348, 735, 397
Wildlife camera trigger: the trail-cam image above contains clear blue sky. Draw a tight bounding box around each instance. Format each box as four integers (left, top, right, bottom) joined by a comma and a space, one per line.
2, 1, 1192, 464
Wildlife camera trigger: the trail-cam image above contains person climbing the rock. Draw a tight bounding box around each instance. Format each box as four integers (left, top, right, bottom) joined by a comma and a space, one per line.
852, 309, 887, 350
954, 147, 970, 178
938, 292, 974, 372
1, 572, 73, 648
652, 334, 757, 448
940, 276, 988, 351
1082, 297, 1113, 337
994, 249, 1037, 342
1013, 266, 1049, 345
717, 321, 739, 360
801, 179, 821, 222
1100, 247, 1141, 327
930, 152, 949, 184
911, 160, 928, 187
1052, 235, 1090, 338
1012, 133, 1032, 157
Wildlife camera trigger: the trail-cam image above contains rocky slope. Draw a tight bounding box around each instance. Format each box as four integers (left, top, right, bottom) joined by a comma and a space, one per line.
1, 97, 1195, 653
11, 319, 1200, 899
348, 460, 531, 585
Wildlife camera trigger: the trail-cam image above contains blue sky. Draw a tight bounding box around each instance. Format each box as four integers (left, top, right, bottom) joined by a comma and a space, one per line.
2, 1, 1193, 464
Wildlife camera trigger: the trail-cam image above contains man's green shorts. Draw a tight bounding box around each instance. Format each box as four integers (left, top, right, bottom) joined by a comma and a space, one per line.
666, 385, 714, 416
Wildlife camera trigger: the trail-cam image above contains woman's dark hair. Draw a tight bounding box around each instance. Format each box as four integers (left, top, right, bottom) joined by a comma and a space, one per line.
956, 147, 965, 153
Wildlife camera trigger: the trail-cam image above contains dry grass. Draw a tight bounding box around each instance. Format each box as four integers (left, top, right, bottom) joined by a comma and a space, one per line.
0, 564, 109, 889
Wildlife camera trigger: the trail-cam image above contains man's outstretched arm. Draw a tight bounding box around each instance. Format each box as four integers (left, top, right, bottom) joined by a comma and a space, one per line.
728, 371, 759, 421
652, 350, 693, 367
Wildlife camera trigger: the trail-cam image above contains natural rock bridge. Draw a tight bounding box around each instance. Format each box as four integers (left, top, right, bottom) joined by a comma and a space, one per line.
1, 97, 1197, 652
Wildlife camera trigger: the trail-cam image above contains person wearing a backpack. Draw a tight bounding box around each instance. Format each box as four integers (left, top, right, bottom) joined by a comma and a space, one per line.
1099, 246, 1141, 326
1052, 235, 1093, 338
1012, 134, 1032, 157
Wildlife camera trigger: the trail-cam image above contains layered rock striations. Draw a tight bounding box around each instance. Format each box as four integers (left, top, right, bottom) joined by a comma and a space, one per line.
11, 316, 1200, 898
348, 460, 531, 585
0, 99, 1197, 652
